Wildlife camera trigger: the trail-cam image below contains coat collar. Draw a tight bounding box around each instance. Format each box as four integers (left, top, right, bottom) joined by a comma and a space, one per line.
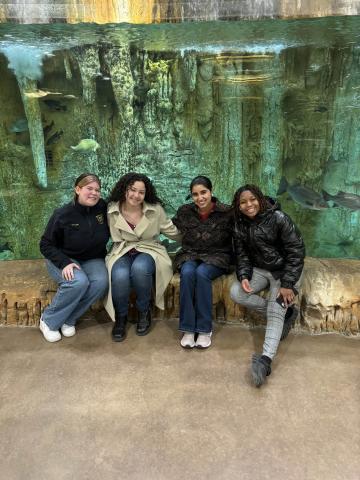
108, 201, 157, 237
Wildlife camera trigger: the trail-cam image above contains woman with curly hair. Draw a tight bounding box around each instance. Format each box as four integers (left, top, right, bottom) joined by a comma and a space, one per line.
230, 184, 305, 387
104, 172, 181, 342
172, 176, 233, 349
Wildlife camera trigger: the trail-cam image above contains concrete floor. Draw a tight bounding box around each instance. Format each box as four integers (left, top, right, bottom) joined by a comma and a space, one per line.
0, 316, 359, 480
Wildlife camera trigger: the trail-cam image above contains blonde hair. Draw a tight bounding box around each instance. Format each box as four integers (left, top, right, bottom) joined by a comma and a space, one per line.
73, 173, 101, 202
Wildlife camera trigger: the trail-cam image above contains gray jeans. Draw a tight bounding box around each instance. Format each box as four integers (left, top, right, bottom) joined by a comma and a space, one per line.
230, 268, 301, 359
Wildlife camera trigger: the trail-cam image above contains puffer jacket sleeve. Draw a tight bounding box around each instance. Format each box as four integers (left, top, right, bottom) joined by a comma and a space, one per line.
159, 205, 182, 241
275, 211, 305, 289
233, 222, 253, 282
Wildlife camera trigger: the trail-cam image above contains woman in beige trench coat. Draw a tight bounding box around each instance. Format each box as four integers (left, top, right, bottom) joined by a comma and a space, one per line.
104, 173, 181, 342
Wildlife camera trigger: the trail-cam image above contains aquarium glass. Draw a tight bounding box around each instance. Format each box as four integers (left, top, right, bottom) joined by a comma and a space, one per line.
0, 17, 359, 260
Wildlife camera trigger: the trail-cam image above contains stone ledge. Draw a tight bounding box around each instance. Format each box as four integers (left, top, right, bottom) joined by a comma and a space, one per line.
1, 258, 359, 335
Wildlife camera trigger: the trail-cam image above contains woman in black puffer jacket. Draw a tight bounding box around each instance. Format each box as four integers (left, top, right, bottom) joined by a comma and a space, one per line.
230, 184, 305, 387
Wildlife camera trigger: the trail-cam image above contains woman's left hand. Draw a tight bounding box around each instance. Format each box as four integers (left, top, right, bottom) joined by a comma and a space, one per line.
278, 287, 295, 308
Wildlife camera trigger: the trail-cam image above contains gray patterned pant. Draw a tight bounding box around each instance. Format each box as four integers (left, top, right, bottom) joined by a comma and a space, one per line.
230, 267, 301, 359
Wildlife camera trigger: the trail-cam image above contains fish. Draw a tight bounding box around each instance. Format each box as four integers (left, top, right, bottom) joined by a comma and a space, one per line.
46, 130, 64, 146
277, 177, 328, 210
43, 120, 54, 137
43, 99, 67, 111
9, 118, 28, 133
25, 89, 62, 98
63, 94, 77, 99
322, 190, 360, 210
70, 139, 100, 152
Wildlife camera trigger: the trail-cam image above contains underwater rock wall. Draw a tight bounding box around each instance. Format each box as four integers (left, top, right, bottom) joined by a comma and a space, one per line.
1, 1, 360, 23
0, 19, 360, 260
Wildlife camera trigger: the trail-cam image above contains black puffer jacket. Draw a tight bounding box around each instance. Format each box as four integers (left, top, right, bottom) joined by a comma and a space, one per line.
172, 199, 233, 271
234, 201, 305, 290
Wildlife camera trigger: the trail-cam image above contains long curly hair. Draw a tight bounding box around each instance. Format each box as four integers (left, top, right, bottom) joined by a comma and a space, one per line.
232, 184, 269, 221
108, 172, 164, 206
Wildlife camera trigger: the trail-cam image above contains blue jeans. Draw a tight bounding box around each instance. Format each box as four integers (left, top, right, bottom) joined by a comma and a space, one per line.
111, 252, 155, 316
179, 260, 226, 334
42, 258, 109, 331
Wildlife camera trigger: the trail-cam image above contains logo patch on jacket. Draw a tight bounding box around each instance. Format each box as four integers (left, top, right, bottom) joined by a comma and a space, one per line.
96, 214, 104, 224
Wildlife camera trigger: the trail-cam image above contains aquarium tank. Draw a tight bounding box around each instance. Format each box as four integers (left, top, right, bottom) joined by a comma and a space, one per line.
0, 1, 359, 261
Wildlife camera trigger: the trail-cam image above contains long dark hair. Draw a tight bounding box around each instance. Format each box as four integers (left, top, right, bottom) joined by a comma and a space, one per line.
186, 175, 213, 200
108, 172, 164, 206
232, 184, 269, 221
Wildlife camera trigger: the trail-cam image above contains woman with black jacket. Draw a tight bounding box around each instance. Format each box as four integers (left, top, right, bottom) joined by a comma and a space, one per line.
172, 176, 233, 349
39, 173, 109, 342
230, 184, 305, 387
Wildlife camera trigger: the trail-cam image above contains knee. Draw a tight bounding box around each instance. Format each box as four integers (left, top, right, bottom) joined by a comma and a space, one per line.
230, 281, 249, 305
93, 271, 109, 295
111, 265, 130, 285
180, 266, 196, 283
70, 272, 90, 292
132, 257, 154, 278
195, 266, 211, 282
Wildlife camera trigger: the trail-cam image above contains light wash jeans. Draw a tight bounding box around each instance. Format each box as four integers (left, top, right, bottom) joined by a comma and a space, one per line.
230, 267, 301, 359
179, 260, 226, 334
111, 252, 156, 316
42, 258, 108, 331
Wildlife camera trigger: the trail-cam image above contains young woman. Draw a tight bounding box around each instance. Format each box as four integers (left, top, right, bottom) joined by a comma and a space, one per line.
105, 172, 181, 342
172, 176, 233, 349
230, 184, 305, 387
39, 173, 109, 342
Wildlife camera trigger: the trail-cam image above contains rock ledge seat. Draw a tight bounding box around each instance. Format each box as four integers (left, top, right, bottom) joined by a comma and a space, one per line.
1, 258, 359, 336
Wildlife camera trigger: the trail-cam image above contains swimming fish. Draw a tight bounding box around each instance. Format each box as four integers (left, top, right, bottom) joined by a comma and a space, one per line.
9, 118, 28, 133
70, 139, 100, 152
322, 190, 360, 210
277, 177, 328, 210
46, 130, 64, 146
43, 99, 67, 111
63, 94, 77, 99
25, 89, 62, 98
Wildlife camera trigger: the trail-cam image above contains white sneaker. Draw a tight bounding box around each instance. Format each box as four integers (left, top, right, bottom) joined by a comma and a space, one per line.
39, 317, 61, 343
195, 332, 212, 349
61, 324, 76, 337
180, 332, 195, 349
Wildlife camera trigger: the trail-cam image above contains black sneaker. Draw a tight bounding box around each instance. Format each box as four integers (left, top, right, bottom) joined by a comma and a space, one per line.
280, 306, 298, 341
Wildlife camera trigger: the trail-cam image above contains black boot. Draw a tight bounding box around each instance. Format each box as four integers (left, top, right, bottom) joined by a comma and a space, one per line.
136, 310, 151, 336
112, 315, 127, 342
280, 306, 298, 341
251, 354, 272, 387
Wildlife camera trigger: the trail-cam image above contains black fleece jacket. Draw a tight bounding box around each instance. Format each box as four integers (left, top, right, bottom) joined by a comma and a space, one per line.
39, 199, 109, 269
233, 201, 305, 290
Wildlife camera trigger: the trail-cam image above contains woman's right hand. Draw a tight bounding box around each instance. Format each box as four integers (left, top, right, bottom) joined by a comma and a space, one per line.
241, 278, 253, 293
62, 263, 81, 280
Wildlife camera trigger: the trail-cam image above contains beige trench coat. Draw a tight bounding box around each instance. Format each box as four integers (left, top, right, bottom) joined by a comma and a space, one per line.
104, 201, 181, 321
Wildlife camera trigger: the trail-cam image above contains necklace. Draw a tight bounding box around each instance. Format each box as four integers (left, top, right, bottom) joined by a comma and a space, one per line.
121, 205, 143, 225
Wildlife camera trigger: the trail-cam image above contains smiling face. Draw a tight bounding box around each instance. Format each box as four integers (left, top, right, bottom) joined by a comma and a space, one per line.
239, 190, 260, 218
191, 183, 212, 212
125, 181, 146, 208
75, 181, 101, 207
